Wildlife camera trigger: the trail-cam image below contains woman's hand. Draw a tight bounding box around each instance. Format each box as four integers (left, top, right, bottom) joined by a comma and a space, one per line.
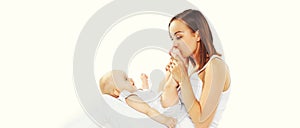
168, 54, 188, 85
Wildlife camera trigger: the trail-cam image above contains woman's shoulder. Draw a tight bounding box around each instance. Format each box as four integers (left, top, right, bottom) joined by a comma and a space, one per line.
208, 57, 226, 69
203, 57, 229, 79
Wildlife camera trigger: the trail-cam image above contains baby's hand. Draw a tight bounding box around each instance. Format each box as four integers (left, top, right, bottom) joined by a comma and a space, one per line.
163, 116, 177, 128
140, 73, 148, 80
140, 73, 149, 89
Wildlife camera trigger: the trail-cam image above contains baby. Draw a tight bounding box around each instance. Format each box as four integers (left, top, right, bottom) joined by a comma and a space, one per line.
99, 70, 177, 128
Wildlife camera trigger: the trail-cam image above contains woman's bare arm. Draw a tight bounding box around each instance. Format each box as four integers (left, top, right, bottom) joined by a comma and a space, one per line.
179, 58, 226, 123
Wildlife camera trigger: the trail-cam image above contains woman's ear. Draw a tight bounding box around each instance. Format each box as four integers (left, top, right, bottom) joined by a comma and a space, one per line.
195, 30, 201, 42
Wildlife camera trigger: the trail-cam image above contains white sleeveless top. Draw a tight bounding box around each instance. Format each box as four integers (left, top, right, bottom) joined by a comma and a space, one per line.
187, 55, 231, 128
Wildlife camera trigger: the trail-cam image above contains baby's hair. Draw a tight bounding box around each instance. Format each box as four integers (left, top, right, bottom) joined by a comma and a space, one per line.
99, 71, 121, 98
99, 72, 113, 95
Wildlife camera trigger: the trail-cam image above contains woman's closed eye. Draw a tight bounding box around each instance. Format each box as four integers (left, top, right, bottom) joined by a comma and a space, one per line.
175, 35, 182, 40
170, 34, 182, 41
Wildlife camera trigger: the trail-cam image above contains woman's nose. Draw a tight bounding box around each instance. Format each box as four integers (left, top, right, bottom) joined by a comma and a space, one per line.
169, 46, 176, 57
172, 41, 179, 47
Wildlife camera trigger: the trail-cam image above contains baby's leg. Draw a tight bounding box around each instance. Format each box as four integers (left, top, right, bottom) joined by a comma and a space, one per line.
160, 75, 179, 108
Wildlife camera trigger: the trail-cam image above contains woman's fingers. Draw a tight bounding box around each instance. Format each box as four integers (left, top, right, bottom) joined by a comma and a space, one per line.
166, 58, 174, 71
168, 61, 178, 72
166, 57, 181, 73
165, 64, 170, 71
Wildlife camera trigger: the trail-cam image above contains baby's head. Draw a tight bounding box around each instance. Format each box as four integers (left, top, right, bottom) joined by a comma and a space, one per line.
99, 70, 136, 98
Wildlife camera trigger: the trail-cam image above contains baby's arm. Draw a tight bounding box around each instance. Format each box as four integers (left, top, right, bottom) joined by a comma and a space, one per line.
125, 94, 177, 128
140, 73, 149, 89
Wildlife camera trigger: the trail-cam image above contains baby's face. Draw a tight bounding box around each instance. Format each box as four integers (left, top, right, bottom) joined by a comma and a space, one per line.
111, 70, 136, 89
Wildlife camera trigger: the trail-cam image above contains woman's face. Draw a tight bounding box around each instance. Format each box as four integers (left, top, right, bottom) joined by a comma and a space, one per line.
169, 19, 200, 58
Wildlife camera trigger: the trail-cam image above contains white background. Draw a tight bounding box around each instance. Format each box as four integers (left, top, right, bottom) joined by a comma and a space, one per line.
1, 0, 300, 128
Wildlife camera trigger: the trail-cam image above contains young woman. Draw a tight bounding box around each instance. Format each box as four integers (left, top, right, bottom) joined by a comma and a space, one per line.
161, 9, 231, 128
